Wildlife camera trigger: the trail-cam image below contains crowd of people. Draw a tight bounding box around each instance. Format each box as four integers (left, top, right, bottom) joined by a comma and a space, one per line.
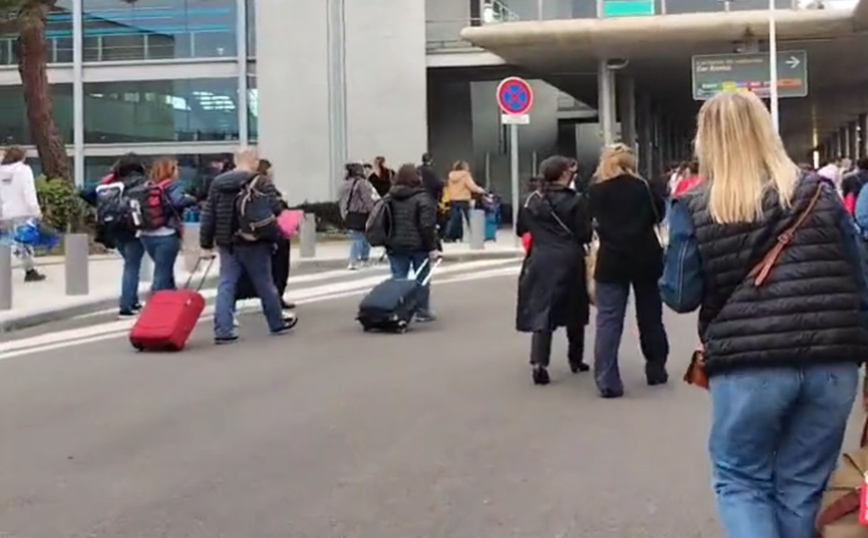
3, 87, 868, 537
517, 90, 868, 538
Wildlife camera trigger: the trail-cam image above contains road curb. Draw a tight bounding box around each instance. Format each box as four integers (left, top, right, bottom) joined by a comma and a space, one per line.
0, 251, 521, 333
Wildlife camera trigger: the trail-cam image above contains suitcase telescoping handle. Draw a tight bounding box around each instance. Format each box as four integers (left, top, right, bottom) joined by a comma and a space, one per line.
410, 257, 441, 287
183, 257, 215, 292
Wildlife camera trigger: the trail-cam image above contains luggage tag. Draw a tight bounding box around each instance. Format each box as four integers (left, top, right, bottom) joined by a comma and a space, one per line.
860, 472, 868, 526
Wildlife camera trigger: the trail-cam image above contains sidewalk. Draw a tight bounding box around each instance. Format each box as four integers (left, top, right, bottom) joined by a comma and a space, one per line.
1, 232, 522, 332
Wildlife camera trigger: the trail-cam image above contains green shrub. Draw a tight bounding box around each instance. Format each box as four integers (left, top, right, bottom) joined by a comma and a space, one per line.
35, 176, 91, 233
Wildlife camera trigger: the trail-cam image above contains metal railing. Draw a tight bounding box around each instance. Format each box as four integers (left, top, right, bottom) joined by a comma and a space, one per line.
426, 0, 518, 52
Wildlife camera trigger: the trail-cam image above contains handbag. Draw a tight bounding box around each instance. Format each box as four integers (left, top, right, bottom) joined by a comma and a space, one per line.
683, 185, 823, 390
277, 209, 303, 238
585, 231, 599, 306
816, 415, 868, 537
344, 179, 369, 231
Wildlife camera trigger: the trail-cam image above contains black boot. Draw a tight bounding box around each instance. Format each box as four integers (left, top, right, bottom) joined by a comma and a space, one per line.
24, 269, 45, 282
646, 362, 669, 386
532, 365, 550, 385
566, 325, 589, 373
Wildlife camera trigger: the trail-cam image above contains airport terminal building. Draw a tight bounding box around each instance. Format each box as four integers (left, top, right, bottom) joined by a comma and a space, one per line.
2, 0, 866, 203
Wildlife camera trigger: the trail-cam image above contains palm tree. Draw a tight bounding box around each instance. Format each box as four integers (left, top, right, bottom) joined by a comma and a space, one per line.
0, 0, 70, 179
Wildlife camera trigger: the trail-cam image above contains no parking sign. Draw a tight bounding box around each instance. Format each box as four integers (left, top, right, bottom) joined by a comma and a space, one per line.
496, 77, 533, 123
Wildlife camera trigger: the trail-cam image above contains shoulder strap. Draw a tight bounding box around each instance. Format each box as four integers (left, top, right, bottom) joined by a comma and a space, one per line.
750, 185, 822, 287
346, 178, 360, 211
637, 175, 661, 223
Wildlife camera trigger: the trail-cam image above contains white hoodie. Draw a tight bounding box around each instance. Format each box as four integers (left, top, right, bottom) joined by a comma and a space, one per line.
0, 161, 41, 221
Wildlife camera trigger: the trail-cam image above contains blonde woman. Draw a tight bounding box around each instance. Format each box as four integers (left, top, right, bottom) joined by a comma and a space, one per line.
660, 91, 868, 538
588, 143, 669, 398
444, 160, 485, 241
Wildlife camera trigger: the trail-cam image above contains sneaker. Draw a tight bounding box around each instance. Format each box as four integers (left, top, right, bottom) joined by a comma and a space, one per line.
414, 311, 437, 323
24, 269, 46, 282
271, 313, 298, 335
280, 300, 296, 310
118, 309, 137, 319
132, 303, 143, 312
347, 262, 358, 271
214, 334, 239, 345
232, 313, 240, 328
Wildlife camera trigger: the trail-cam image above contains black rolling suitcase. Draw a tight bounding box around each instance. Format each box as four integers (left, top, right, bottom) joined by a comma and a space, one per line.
357, 258, 440, 333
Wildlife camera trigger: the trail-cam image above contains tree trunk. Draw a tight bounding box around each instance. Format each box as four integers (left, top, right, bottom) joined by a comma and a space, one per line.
17, 0, 69, 180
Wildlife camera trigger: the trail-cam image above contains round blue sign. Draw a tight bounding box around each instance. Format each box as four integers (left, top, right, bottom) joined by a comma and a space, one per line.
496, 77, 534, 115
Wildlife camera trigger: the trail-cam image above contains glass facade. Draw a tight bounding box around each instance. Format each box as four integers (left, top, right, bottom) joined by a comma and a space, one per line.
0, 0, 253, 185
82, 0, 237, 61
84, 78, 241, 143
0, 0, 74, 65
477, 0, 793, 20
0, 85, 75, 146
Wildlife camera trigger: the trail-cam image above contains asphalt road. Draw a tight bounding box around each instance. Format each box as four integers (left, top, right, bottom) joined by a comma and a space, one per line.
0, 265, 863, 538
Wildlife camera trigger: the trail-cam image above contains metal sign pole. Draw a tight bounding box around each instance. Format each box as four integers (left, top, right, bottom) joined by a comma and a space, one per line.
768, 0, 780, 132
510, 122, 520, 247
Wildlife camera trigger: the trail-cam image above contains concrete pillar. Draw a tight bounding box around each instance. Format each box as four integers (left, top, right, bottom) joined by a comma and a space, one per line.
64, 233, 89, 296
469, 209, 485, 250
597, 60, 617, 146
617, 75, 637, 152
0, 243, 11, 311
848, 121, 859, 160
637, 94, 653, 178
861, 113, 868, 158
834, 129, 844, 160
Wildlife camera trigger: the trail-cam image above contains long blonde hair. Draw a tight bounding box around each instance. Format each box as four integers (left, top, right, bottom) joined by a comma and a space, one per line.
594, 143, 638, 182
695, 91, 799, 224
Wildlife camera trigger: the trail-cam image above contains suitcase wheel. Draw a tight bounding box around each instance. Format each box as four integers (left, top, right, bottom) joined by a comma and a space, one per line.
396, 321, 408, 333
132, 343, 144, 352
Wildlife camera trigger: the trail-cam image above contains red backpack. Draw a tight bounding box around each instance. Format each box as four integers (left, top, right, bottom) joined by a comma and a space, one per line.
126, 178, 173, 230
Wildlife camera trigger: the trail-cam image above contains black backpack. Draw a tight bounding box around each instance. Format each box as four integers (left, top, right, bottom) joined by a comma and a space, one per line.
365, 195, 393, 247
95, 180, 137, 234
235, 174, 279, 242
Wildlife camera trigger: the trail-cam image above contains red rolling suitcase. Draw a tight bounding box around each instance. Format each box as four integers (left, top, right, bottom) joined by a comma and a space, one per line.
129, 259, 214, 351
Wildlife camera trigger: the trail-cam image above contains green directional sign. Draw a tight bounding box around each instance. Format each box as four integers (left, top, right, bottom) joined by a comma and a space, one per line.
602, 0, 655, 17
691, 51, 809, 101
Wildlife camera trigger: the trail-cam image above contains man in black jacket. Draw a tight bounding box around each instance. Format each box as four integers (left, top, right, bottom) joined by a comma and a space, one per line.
386, 163, 441, 322
199, 148, 293, 344
419, 153, 444, 205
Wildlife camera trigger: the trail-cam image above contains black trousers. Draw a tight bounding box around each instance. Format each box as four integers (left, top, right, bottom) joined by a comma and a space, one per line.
530, 325, 585, 367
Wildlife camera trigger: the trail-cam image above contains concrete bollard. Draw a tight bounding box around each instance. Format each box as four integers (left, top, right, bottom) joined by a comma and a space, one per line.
182, 222, 201, 273
0, 243, 11, 310
140, 254, 153, 283
64, 233, 89, 296
469, 209, 486, 251
299, 213, 316, 259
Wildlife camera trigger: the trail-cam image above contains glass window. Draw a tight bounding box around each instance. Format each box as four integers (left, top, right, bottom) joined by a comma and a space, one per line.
0, 0, 74, 65
246, 0, 255, 56
0, 85, 74, 146
83, 78, 240, 143
247, 69, 257, 141
25, 157, 75, 180
84, 153, 227, 189
82, 0, 237, 62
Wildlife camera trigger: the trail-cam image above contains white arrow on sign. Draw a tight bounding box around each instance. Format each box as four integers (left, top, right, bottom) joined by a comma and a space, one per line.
785, 56, 800, 69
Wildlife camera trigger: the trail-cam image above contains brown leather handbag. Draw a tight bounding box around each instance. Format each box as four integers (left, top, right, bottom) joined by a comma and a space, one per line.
682, 186, 822, 390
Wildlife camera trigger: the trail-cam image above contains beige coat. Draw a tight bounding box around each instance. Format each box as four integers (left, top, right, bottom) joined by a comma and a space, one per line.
445, 170, 484, 202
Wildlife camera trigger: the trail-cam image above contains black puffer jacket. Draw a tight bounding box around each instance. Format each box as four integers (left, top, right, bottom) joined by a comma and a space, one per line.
682, 176, 868, 374
386, 185, 438, 254
199, 170, 282, 249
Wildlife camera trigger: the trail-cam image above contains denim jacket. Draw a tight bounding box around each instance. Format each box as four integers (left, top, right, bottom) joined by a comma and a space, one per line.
658, 197, 868, 323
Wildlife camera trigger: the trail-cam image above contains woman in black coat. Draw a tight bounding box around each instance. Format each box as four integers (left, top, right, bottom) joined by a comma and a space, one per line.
516, 155, 593, 385
588, 143, 669, 399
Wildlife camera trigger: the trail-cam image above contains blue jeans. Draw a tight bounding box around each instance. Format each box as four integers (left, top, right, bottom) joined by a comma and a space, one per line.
593, 279, 669, 392
447, 200, 471, 240
348, 230, 370, 262
140, 234, 180, 292
389, 251, 431, 314
214, 243, 285, 337
117, 238, 144, 312
709, 363, 859, 538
